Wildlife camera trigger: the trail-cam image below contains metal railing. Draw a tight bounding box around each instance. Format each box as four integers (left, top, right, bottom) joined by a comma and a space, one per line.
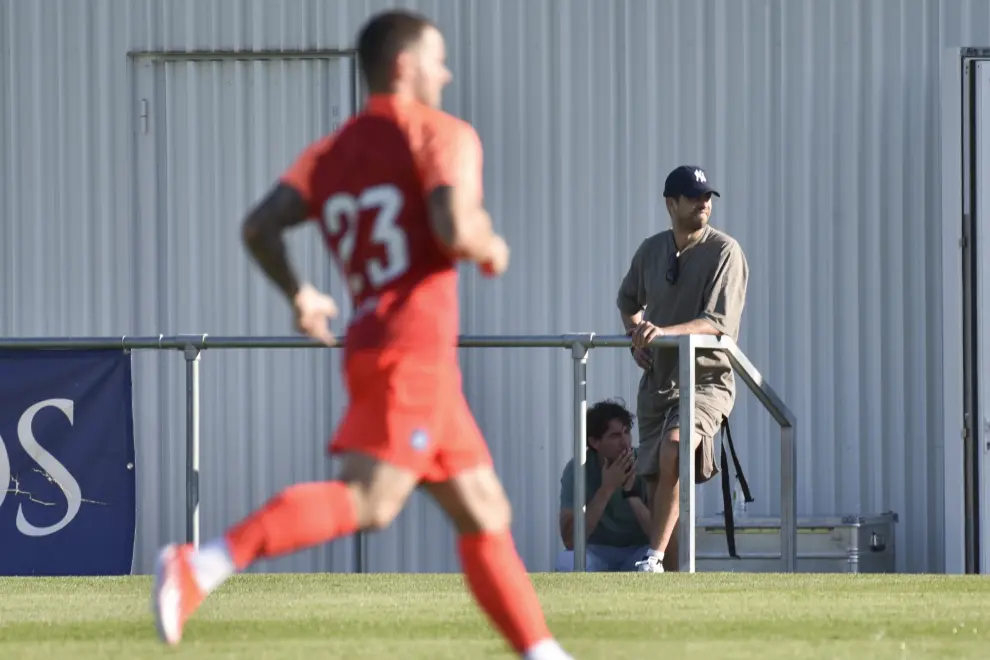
0, 332, 796, 573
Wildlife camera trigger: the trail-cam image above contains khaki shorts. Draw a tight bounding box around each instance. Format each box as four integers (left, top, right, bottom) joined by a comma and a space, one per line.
634, 395, 723, 485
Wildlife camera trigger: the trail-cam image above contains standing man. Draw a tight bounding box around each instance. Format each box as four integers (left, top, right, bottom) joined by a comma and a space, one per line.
615, 165, 749, 573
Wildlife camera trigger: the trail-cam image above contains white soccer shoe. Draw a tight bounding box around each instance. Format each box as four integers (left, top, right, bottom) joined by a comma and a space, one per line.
634, 555, 665, 572
151, 543, 206, 645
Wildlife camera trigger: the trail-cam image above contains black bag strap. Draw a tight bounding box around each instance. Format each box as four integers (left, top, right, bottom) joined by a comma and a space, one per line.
719, 416, 754, 559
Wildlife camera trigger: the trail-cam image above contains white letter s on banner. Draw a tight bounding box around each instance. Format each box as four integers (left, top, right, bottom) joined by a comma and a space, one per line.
0, 399, 83, 537
0, 430, 9, 513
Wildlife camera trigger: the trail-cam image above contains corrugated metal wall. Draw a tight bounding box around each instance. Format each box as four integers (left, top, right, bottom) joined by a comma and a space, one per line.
2, 0, 988, 574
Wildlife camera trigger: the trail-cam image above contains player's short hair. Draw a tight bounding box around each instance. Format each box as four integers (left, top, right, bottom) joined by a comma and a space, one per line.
587, 399, 635, 442
356, 10, 436, 92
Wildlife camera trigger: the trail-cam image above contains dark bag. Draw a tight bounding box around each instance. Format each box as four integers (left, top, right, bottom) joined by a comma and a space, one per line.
718, 417, 754, 558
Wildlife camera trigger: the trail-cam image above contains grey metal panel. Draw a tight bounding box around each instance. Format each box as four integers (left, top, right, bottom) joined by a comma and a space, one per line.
940, 47, 967, 575
130, 55, 356, 575
4, 0, 990, 574
973, 60, 990, 574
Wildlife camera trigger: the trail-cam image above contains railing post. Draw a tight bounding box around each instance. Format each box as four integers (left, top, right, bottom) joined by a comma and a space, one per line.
677, 334, 697, 573
781, 423, 797, 572
182, 341, 202, 549
354, 528, 366, 574
570, 336, 591, 572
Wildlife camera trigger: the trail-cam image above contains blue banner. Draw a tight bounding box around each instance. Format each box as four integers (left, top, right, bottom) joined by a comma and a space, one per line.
0, 349, 136, 576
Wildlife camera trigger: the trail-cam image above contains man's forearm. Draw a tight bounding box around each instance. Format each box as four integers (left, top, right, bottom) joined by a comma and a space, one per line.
660, 318, 720, 336
620, 310, 643, 334
582, 486, 613, 538
627, 495, 653, 538
563, 486, 614, 547
243, 226, 302, 301
446, 208, 500, 264
239, 184, 311, 302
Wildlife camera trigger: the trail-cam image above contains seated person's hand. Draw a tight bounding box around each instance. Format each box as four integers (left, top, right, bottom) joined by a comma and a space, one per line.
602, 448, 634, 493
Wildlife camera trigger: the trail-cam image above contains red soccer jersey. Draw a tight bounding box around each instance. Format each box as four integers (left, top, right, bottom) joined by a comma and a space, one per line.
280, 94, 484, 362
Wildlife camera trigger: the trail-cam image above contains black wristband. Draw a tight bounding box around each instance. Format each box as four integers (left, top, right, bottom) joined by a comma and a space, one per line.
622, 486, 640, 499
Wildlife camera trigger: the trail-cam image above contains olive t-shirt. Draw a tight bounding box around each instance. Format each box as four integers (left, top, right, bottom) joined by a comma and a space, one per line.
616, 225, 749, 419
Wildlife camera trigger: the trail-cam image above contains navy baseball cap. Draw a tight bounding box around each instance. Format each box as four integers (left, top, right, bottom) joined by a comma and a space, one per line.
663, 165, 720, 198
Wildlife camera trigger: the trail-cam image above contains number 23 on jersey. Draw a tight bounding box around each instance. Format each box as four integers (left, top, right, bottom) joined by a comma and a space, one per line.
322, 184, 410, 296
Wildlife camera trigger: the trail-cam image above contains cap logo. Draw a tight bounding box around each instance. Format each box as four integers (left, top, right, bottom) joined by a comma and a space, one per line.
694, 169, 706, 183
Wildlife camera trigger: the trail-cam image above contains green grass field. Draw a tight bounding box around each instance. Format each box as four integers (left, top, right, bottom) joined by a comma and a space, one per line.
1, 573, 989, 658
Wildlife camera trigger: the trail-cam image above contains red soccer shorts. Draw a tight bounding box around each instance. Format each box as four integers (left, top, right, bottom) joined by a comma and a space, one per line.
329, 350, 493, 483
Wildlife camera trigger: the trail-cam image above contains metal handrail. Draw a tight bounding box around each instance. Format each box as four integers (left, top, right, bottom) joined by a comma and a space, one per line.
0, 333, 796, 573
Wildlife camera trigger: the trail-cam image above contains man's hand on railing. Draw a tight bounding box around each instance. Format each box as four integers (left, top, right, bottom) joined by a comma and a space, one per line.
626, 321, 663, 369
629, 321, 665, 349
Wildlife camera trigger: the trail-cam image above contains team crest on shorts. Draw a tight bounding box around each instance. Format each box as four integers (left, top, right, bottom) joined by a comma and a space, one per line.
410, 429, 429, 452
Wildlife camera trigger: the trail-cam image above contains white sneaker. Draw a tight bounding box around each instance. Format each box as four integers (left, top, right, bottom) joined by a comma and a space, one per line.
522, 639, 574, 659
634, 555, 664, 572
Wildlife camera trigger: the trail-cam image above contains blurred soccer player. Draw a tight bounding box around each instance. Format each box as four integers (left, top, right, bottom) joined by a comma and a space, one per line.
150, 10, 572, 660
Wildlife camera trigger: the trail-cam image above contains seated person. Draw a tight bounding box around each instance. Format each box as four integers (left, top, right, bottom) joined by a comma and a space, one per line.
556, 399, 652, 571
